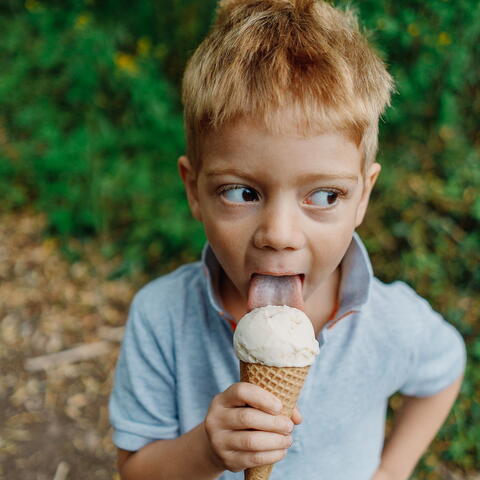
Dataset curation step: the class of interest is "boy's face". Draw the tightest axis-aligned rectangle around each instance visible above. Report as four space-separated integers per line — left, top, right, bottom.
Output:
179 119 380 315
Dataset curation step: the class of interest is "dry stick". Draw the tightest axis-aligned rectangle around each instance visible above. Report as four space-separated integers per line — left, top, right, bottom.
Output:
25 341 113 372
24 327 125 372
53 461 70 480
98 325 125 342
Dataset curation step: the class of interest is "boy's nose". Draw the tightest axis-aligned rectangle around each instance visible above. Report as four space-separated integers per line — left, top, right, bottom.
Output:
253 199 306 251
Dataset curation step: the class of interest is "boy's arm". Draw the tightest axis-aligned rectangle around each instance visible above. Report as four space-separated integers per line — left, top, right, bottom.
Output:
372 374 463 480
117 383 300 480
117 422 224 480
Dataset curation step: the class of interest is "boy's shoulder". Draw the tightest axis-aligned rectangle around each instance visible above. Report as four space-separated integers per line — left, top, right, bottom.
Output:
129 260 205 327
365 276 457 347
365 278 466 397
370 276 437 316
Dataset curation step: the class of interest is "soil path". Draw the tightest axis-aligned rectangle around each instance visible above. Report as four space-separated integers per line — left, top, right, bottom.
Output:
0 211 142 480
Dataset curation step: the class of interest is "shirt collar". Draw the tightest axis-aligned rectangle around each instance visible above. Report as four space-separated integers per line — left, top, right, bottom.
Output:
201 244 232 319
201 231 373 326
325 231 372 328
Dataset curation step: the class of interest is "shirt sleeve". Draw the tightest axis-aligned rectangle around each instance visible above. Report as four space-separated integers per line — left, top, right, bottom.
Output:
108 289 179 451
397 283 467 397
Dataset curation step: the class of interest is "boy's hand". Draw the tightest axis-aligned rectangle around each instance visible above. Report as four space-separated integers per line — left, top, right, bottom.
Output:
204 382 300 473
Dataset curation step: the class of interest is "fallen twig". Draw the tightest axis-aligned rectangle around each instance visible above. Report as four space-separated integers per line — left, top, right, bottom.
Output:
53 461 70 480
98 326 125 342
25 341 113 372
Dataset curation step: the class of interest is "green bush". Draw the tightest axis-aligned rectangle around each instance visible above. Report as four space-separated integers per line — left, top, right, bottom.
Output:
0 0 478 476
0 1 205 274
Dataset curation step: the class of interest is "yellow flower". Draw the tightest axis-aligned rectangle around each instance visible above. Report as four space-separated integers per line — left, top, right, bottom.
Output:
25 0 41 12
407 24 420 37
439 125 454 140
74 13 91 30
438 32 452 46
115 53 139 75
137 37 151 57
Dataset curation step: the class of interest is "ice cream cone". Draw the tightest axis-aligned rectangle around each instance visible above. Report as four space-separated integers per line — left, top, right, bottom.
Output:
240 360 310 480
244 463 273 480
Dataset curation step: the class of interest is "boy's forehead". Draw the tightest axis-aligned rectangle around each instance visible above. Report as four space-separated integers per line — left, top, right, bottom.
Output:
200 118 363 176
205 113 334 145
204 107 361 144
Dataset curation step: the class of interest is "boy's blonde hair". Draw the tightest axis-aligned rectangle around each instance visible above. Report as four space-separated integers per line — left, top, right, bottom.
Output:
182 0 394 172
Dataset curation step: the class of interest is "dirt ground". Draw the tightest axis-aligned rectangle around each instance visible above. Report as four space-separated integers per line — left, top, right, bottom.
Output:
1 210 477 480
0 211 144 480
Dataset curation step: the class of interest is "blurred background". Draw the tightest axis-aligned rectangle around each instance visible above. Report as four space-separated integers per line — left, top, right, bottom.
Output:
0 0 479 479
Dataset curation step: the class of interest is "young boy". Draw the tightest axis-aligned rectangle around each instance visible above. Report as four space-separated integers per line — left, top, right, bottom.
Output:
109 1 467 479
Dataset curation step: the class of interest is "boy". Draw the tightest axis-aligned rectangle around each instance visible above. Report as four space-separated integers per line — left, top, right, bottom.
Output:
109 1 467 479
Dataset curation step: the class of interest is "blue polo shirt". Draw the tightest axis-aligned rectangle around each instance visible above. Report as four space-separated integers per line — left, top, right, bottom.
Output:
109 233 466 480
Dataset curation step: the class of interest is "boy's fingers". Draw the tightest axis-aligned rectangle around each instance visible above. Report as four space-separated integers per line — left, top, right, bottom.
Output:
245 449 288 468
223 383 282 414
226 449 288 471
291 406 302 425
227 430 292 452
229 407 293 434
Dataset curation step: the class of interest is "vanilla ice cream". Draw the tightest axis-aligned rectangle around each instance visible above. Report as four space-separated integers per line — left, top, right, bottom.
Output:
233 305 320 367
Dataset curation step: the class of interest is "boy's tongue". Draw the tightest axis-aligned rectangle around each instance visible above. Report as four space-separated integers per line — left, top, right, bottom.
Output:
247 274 304 311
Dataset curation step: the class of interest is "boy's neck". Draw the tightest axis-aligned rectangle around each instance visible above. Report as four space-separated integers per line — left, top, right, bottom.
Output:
218 266 341 337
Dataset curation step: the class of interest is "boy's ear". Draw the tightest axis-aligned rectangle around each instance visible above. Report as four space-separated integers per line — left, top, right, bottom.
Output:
178 155 202 222
355 162 381 228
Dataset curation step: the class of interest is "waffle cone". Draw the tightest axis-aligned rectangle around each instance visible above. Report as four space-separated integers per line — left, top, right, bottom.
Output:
240 361 310 480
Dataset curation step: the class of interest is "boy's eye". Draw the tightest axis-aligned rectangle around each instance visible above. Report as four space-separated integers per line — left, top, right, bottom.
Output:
220 185 259 203
305 190 339 208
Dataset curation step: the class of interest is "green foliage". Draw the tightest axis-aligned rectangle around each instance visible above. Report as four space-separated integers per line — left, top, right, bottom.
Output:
0 1 205 274
0 0 479 475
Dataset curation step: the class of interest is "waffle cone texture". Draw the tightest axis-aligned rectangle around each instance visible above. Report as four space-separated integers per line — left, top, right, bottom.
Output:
240 361 310 480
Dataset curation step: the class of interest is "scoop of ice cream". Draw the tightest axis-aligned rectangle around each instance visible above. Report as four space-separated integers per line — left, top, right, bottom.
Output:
233 305 320 367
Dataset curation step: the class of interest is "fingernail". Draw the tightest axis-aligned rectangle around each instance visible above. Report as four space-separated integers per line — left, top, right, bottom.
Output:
274 400 282 412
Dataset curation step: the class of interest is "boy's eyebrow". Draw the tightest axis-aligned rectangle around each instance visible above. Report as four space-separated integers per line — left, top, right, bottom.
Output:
205 168 250 178
295 172 359 184
205 168 358 183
